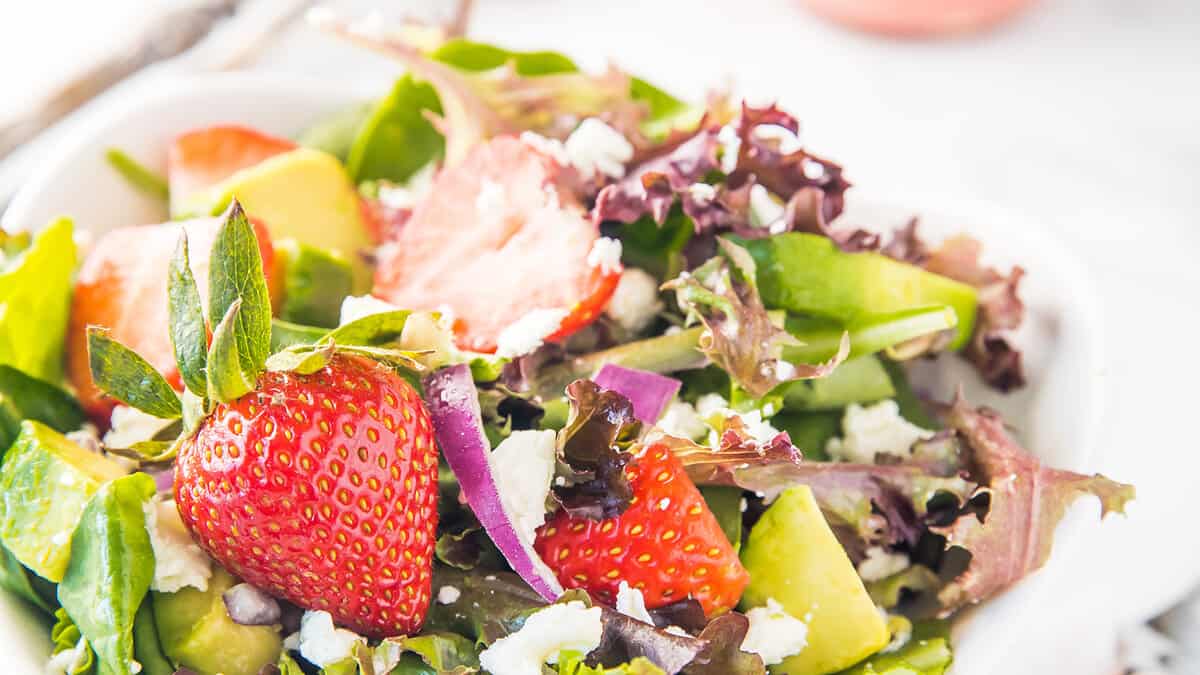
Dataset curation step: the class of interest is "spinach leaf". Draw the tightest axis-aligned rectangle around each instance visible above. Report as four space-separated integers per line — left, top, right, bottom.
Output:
0 365 87 433
345 75 444 184
296 102 375 161
132 599 174 675
58 472 156 675
0 543 53 613
630 77 705 140
430 38 579 74
0 217 76 382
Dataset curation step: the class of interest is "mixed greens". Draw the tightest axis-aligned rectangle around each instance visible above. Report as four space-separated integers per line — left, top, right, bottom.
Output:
0 9 1134 675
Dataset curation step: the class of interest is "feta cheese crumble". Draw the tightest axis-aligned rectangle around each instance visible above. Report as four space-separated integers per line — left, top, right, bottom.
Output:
857 546 911 583
489 430 557 542
695 394 781 445
478 601 603 675
339 294 402 326
519 131 570 167
615 581 655 625
717 124 741 174
45 637 89 675
586 237 623 275
104 405 174 449
298 610 365 667
825 400 935 464
605 268 663 333
657 400 707 441
752 124 804 154
437 585 462 605
144 497 212 592
495 309 569 357
741 598 809 666
564 118 634 180
749 184 785 229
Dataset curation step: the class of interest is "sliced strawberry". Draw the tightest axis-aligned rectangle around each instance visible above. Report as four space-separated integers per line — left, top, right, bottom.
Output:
534 442 749 616
175 355 439 637
372 136 621 353
67 218 275 422
167 125 296 208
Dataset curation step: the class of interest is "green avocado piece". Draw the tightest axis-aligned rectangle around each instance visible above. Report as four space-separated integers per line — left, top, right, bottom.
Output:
742 234 978 350
0 421 126 581
741 486 889 675
153 567 282 675
176 148 372 287
782 355 895 412
275 238 355 328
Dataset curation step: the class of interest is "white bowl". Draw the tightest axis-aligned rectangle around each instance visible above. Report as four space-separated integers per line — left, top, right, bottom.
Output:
1 73 1103 674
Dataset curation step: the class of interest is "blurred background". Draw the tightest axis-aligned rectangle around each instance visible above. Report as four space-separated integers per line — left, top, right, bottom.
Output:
0 1 1197 672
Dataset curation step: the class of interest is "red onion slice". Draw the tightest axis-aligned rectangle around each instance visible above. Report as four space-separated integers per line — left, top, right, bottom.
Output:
423 364 563 601
593 364 681 424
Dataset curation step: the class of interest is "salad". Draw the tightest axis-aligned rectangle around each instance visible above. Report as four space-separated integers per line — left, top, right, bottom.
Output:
0 9 1133 675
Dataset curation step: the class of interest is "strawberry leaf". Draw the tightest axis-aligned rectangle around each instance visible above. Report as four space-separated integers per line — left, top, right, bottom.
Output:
207 200 272 383
206 300 256 403
168 233 208 397
86 327 182 419
325 309 413 347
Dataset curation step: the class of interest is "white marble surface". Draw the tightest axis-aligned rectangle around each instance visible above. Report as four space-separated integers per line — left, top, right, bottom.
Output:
2 0 1198 672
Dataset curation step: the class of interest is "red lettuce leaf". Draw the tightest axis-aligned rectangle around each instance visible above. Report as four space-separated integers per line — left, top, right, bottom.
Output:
593 364 682 424
680 612 765 675
663 239 849 398
923 235 1027 391
932 394 1135 612
553 380 642 520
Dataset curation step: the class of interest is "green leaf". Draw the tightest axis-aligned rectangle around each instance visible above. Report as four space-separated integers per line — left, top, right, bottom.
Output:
207 200 272 381
0 217 76 382
206 299 256 403
386 632 481 673
836 620 953 675
104 149 168 203
270 318 329 351
424 567 547 645
295 102 375 161
50 607 97 674
167 233 208 397
557 650 665 675
780 355 895 412
431 38 579 75
57 472 157 675
783 306 958 364
131 599 174 675
0 364 86 433
346 74 445 184
629 77 704 140
87 328 182 419
0 544 53 612
699 486 743 554
264 342 335 375
276 239 354 328
325 309 412 346
276 652 306 675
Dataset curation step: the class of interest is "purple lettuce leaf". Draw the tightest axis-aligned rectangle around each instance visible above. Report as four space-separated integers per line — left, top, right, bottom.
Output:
680 612 765 675
931 394 1135 612
663 239 849 398
923 235 1027 391
552 380 642 520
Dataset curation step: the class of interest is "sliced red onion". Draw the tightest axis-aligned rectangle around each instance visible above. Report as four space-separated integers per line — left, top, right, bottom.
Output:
423 365 563 601
149 467 175 494
222 582 282 626
593 364 681 424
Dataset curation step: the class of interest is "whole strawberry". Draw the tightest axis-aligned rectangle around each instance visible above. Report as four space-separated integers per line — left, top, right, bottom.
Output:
175 355 438 637
534 441 749 616
85 200 442 638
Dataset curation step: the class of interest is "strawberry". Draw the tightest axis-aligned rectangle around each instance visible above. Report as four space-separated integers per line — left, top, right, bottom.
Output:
174 355 439 637
534 441 749 616
167 125 296 211
372 136 621 353
67 218 275 422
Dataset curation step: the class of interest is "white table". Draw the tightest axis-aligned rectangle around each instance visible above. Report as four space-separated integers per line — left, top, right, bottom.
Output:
2 0 1198 671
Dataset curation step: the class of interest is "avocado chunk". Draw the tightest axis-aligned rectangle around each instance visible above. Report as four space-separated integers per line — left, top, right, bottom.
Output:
782 355 895 412
0 421 126 581
275 238 355 328
153 567 282 675
743 234 978 350
177 148 372 286
741 486 889 674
